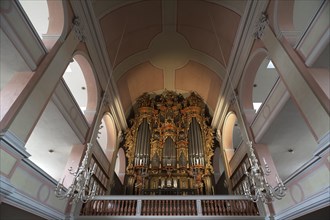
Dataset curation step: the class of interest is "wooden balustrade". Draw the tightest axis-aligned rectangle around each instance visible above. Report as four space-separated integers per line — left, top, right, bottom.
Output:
80 200 136 216
201 199 258 216
80 195 260 217
140 199 197 216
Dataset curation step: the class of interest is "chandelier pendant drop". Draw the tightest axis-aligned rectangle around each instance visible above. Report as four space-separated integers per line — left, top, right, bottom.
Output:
242 141 286 203
54 143 97 203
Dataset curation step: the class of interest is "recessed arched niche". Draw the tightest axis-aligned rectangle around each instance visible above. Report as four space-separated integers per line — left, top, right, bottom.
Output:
97 113 117 162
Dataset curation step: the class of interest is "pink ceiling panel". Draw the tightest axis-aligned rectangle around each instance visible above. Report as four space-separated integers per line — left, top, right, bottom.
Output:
117 62 164 114
177 0 240 66
175 60 222 112
100 1 162 67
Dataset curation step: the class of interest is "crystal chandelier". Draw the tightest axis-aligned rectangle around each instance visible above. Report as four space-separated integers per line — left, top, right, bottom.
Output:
209 11 286 204
54 85 109 203
54 143 97 203
242 141 286 203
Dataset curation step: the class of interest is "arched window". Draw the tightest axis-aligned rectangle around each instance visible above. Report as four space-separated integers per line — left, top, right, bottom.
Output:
62 54 97 125
222 112 237 162
18 0 66 50
239 48 280 124
63 59 87 112
97 113 117 162
252 59 279 113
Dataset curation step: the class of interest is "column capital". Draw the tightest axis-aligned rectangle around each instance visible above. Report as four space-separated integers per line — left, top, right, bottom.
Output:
73 17 86 42
254 12 269 40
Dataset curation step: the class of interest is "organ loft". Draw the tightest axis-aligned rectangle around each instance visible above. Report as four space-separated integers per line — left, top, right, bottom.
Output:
124 91 215 195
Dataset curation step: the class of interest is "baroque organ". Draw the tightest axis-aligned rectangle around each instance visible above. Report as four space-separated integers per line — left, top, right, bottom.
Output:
124 91 214 195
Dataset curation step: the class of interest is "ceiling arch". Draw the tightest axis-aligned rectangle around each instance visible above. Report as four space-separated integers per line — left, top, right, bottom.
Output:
94 0 245 118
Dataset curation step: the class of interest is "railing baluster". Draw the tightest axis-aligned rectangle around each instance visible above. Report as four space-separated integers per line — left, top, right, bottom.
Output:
156 199 158 215
208 200 212 215
179 200 182 216
213 200 218 215
146 199 149 215
221 200 226 215
183 200 186 215
160 200 165 215
141 200 145 215
170 200 173 215
188 200 191 215
124 200 127 215
165 200 168 215
117 200 121 215
192 200 196 215
127 200 131 215
173 200 177 215
211 200 214 215
119 200 123 215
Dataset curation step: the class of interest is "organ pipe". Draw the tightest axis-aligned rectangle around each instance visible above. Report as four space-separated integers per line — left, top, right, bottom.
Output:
124 91 214 195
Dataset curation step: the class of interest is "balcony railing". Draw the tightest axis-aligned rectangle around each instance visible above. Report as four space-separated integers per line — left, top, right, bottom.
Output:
79 195 262 219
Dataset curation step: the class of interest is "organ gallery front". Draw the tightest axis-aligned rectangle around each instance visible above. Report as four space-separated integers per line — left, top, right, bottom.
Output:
124 91 215 195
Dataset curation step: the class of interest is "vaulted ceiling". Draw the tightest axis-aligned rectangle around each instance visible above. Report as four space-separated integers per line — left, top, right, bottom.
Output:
92 0 247 116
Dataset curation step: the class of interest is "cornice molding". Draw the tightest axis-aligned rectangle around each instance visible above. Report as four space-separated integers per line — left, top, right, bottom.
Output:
0 176 15 199
275 186 330 220
21 158 58 185
0 130 30 158
1 184 66 220
314 131 330 157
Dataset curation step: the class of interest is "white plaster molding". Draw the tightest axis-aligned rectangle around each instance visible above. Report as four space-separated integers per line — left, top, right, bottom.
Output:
0 176 15 199
0 160 67 219
284 155 320 184
0 14 37 70
295 0 329 56
2 186 66 220
0 1 47 70
275 186 330 220
304 28 330 67
272 0 281 39
0 130 30 158
314 130 330 157
109 80 128 130
73 17 86 42
254 12 269 40
22 158 57 185
59 0 69 43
